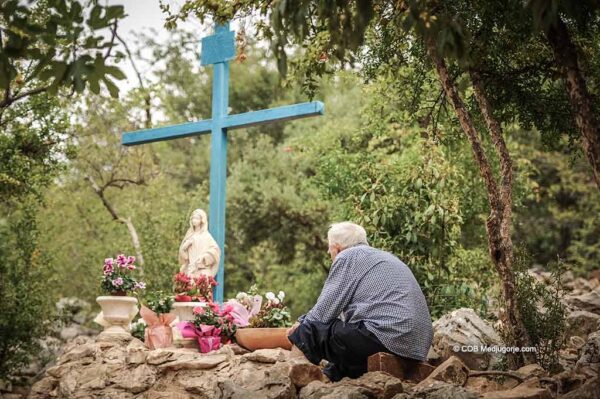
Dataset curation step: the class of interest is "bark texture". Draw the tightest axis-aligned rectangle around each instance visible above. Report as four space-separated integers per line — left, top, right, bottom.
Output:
546 17 600 189
86 175 145 276
427 41 534 367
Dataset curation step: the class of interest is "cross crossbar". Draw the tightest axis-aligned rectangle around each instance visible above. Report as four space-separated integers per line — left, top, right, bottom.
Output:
122 101 324 146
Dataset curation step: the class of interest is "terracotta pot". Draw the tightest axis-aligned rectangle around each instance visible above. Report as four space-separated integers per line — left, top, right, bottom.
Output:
175 294 193 302
235 327 292 351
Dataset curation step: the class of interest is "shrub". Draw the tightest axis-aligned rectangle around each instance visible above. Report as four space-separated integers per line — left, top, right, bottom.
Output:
513 254 567 371
0 201 55 380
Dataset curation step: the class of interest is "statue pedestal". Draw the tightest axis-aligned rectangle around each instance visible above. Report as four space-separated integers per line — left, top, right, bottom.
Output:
172 301 206 349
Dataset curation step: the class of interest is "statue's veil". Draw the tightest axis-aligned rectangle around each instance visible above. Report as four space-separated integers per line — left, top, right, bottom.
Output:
178 209 208 265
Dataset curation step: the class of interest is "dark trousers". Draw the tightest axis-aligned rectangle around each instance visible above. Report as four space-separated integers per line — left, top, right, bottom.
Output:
288 319 390 381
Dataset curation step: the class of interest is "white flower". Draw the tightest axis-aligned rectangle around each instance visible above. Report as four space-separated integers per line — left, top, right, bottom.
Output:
277 291 285 301
236 292 248 300
265 292 276 302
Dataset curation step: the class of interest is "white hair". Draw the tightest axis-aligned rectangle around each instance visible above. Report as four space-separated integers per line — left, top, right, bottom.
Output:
328 222 368 249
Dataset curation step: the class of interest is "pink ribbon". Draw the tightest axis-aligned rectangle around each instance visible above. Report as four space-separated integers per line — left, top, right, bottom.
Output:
140 305 176 349
176 321 222 353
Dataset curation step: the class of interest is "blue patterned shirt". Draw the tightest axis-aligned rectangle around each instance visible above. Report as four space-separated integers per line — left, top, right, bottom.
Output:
303 244 433 361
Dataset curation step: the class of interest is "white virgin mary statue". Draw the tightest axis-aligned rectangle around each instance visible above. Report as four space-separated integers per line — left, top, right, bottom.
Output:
178 209 221 278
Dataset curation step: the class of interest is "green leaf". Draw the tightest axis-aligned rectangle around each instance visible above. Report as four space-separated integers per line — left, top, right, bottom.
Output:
102 77 119 97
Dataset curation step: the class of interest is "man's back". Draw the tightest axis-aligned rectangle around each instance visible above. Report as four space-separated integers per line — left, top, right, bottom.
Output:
306 244 433 361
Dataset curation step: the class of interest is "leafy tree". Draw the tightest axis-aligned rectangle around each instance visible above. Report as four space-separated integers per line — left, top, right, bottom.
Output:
0 0 126 115
165 0 539 365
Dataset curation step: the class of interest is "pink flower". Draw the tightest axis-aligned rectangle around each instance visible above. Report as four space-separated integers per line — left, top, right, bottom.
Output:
116 254 127 267
193 306 205 315
103 264 114 275
127 263 136 270
104 258 114 266
127 255 135 264
222 304 234 314
134 281 146 289
112 278 124 287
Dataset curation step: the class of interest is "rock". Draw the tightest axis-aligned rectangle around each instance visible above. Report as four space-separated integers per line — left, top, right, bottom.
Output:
551 370 587 394
111 364 156 393
300 381 370 399
568 335 587 351
427 346 442 366
575 331 600 377
157 354 228 371
516 364 547 378
300 372 402 399
432 308 504 370
177 371 221 396
566 310 600 337
56 342 97 365
28 377 58 398
288 360 327 388
400 380 478 399
126 339 148 364
415 356 469 389
59 325 87 341
560 377 600 399
95 330 133 345
242 348 290 364
146 348 177 365
102 345 126 364
481 385 552 399
566 290 600 314
465 376 502 393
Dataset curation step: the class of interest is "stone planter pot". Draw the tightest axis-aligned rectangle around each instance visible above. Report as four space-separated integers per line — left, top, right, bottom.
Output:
235 328 292 351
171 301 206 349
96 296 138 335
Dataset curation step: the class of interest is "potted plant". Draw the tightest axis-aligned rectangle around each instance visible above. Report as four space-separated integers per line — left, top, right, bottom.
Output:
173 272 217 302
140 291 176 349
231 287 293 351
176 302 237 353
96 254 145 335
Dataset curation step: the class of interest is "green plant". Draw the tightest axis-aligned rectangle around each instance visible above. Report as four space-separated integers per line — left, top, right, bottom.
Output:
249 291 292 328
130 319 146 342
513 253 567 371
144 291 174 314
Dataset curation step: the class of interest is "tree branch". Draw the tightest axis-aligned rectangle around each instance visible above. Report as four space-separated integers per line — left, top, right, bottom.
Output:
0 86 49 110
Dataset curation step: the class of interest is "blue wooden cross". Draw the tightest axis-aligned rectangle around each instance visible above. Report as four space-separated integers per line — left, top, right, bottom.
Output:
122 23 324 303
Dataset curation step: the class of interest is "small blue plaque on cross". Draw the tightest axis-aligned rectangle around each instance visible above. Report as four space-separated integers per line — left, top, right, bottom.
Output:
122 22 324 303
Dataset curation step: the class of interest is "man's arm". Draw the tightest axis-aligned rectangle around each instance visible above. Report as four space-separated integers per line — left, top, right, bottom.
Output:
304 253 356 324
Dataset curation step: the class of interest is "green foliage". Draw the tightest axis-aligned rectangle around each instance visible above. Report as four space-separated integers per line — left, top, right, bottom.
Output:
513 253 567 371
144 291 174 315
130 320 146 342
0 197 55 380
513 136 600 275
0 0 126 96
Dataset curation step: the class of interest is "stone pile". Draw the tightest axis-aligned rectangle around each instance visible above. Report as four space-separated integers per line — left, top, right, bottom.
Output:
7 269 600 398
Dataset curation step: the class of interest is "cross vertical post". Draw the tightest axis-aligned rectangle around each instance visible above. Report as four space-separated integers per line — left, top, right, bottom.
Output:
208 24 230 303
122 21 324 304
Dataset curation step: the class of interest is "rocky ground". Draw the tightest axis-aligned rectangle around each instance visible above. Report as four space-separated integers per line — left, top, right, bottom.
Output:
1 269 598 399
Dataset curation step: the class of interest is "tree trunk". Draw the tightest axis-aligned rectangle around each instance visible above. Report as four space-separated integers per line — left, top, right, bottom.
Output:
86 176 145 277
545 16 600 190
427 42 533 367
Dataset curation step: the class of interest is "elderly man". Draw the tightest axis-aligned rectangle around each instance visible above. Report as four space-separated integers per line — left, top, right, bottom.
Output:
287 222 433 382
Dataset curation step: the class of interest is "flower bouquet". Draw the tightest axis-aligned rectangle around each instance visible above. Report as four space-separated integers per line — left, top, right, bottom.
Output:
140 291 176 349
101 254 146 295
230 286 293 350
176 302 238 353
173 272 217 302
